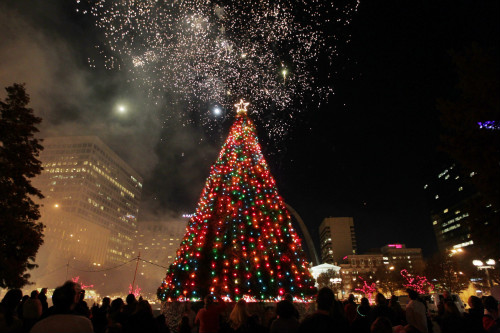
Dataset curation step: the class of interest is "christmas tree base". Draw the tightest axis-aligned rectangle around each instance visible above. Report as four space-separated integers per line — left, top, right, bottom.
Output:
159 294 315 303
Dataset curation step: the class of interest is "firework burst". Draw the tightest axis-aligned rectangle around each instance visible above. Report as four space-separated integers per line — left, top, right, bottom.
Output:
77 0 359 138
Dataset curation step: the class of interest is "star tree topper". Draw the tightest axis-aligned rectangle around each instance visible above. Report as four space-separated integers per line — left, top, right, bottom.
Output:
234 99 250 115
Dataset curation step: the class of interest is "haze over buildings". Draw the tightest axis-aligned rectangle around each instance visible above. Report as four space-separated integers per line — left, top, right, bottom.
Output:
135 219 187 294
32 136 143 288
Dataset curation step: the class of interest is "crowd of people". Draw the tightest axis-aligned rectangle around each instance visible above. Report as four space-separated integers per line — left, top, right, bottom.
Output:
1 281 499 333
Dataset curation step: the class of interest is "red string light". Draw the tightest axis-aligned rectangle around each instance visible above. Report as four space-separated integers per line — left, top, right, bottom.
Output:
400 269 434 294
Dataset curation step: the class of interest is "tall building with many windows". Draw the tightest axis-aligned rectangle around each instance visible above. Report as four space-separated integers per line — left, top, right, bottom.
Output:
32 136 143 284
319 217 357 265
424 163 477 252
134 219 187 296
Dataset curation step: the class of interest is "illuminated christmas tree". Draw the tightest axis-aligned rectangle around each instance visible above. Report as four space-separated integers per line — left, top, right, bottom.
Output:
158 100 316 302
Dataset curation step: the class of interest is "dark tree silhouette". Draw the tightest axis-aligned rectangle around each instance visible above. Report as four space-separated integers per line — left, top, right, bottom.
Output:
374 267 405 295
425 253 469 294
0 83 45 288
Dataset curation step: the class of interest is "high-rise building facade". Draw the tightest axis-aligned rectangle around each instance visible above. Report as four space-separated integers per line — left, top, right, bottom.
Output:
424 163 477 252
32 136 143 281
134 219 187 295
319 217 357 265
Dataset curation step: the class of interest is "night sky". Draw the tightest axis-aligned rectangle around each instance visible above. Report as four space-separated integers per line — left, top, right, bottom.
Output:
1 0 498 259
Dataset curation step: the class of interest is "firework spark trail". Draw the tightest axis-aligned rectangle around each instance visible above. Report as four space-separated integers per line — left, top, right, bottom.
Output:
77 0 359 138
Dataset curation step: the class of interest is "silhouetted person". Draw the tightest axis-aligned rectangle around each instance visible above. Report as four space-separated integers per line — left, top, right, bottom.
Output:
248 314 265 332
284 293 300 320
439 300 465 333
181 301 196 333
370 293 395 326
38 288 48 316
195 295 226 333
464 296 485 333
437 290 452 317
179 315 191 333
73 289 91 318
483 296 500 333
108 298 125 333
124 300 160 333
91 297 111 333
17 295 29 320
228 299 249 333
0 289 23 333
371 316 392 333
298 287 349 333
155 313 170 333
389 295 405 326
22 290 42 331
405 289 427 333
351 297 371 333
30 281 93 333
345 294 357 324
123 294 137 315
270 300 299 333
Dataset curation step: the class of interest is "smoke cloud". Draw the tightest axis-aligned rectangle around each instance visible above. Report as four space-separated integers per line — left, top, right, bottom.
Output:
0 2 219 220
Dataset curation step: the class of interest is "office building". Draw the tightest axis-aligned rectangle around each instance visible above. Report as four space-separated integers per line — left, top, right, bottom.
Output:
339 253 384 292
319 217 357 265
424 163 477 253
381 244 424 273
339 244 424 292
32 136 143 283
135 219 187 294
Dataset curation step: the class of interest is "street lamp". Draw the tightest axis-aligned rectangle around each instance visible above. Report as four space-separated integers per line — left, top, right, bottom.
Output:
473 259 496 288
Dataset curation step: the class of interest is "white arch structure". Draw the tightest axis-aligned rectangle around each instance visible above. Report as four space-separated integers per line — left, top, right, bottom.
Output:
285 203 320 266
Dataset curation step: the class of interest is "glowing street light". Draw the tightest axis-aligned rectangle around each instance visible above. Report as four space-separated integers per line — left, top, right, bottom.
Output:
473 260 484 267
486 259 496 266
473 259 496 288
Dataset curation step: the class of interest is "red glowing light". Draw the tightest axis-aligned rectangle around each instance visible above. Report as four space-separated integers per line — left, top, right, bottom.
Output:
400 269 434 294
